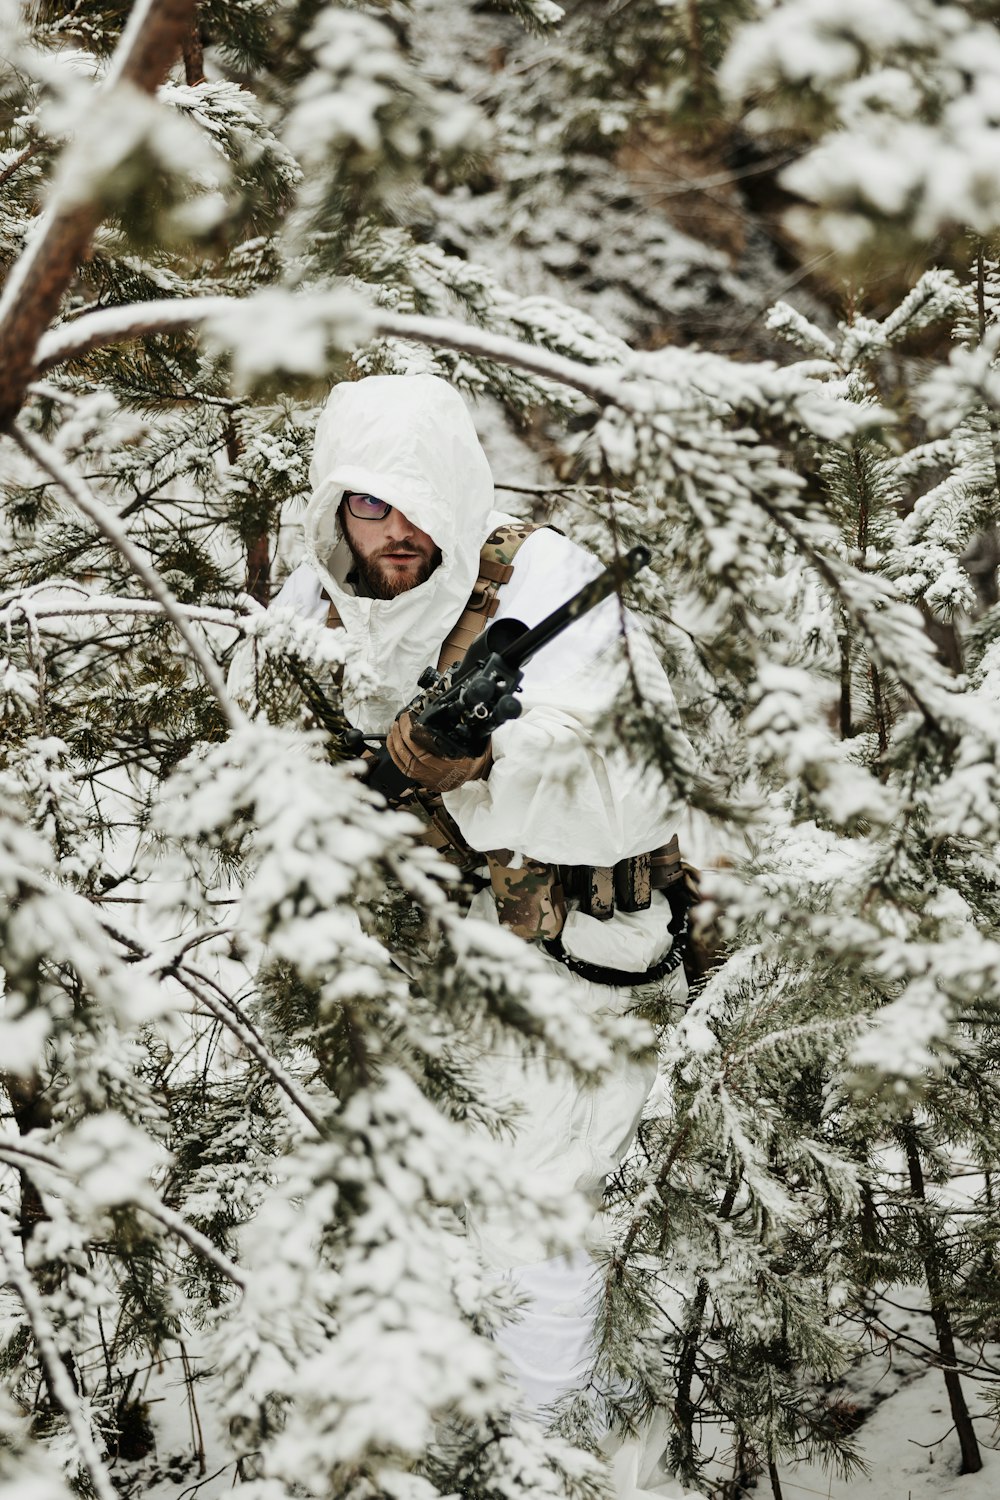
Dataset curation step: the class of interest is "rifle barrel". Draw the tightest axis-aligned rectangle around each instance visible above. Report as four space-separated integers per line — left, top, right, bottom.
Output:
499 544 650 671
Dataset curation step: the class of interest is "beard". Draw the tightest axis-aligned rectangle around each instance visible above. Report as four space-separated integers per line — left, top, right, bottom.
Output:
346 539 441 600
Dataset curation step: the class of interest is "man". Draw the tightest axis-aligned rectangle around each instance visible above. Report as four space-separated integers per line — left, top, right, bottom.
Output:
270 372 687 1429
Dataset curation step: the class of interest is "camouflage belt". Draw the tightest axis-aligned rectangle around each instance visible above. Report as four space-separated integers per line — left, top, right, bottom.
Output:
483 833 690 949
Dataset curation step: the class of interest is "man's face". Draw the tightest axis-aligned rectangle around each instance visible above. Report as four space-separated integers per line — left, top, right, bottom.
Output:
339 495 441 600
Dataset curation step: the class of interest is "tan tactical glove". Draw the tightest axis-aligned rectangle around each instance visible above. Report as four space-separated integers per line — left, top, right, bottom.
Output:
384 711 491 793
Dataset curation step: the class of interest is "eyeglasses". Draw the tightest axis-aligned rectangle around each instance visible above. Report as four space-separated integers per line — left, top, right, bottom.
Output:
344 491 392 521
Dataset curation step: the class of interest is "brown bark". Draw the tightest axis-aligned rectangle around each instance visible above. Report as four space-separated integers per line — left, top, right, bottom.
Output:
182 5 205 86
839 626 851 739
685 1 706 116
0 0 197 430
903 1130 983 1475
225 419 271 605
4 1072 51 1246
671 1171 740 1480
245 533 271 606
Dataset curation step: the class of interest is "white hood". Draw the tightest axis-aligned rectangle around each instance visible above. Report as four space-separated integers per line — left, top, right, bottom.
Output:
304 374 497 731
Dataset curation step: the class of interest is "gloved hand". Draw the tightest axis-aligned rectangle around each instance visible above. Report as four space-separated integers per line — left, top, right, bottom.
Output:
384 710 491 793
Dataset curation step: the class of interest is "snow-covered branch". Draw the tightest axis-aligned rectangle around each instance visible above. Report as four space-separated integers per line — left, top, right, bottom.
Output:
137 1198 247 1289
34 297 235 374
95 910 327 1137
0 1139 247 1289
31 292 625 406
0 591 249 631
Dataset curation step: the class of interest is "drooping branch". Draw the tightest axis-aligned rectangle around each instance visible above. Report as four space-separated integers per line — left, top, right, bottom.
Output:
11 425 245 732
0 0 197 428
0 591 248 630
176 961 328 1138
99 916 326 1137
0 1139 246 1289
137 1198 247 1289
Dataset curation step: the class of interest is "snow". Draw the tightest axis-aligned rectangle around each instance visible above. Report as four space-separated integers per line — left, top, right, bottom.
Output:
775 1330 1000 1500
723 0 1000 247
57 1113 167 1213
204 288 375 388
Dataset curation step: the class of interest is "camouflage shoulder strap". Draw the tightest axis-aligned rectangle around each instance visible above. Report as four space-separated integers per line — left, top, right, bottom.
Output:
436 520 539 671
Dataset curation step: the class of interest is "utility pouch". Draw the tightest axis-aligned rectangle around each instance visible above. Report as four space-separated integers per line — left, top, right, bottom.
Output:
561 841 672 920
615 851 652 912
486 850 566 941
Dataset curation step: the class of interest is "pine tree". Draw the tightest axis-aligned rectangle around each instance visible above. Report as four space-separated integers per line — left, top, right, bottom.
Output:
5 3 1000 1498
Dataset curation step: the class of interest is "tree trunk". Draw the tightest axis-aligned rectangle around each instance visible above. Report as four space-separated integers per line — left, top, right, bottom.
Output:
245 533 271 606
182 5 205 85
903 1130 982 1474
225 420 271 605
0 0 197 429
4 1072 50 1246
670 1171 740 1481
3 1073 81 1403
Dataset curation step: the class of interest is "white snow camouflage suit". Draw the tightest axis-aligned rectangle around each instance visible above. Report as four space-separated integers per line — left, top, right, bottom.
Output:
270 373 687 1428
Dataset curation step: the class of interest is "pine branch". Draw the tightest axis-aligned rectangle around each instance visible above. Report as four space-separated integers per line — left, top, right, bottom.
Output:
32 295 626 406
0 592 248 631
373 310 622 404
99 917 326 1137
0 1207 118 1500
0 1139 246 1288
176 962 328 1138
0 0 198 427
0 140 45 191
11 425 245 731
137 1199 246 1289
35 298 234 374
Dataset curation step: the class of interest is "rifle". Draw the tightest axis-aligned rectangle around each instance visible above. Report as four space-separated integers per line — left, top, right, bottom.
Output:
351 544 651 799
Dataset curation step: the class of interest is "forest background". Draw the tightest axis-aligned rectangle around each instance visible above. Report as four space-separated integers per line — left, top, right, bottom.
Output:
3 3 1000 1500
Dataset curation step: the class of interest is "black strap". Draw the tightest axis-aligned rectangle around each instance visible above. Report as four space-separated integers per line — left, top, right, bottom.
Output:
542 906 689 987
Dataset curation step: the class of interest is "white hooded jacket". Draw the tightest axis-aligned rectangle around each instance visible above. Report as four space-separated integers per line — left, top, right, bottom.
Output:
272 374 686 960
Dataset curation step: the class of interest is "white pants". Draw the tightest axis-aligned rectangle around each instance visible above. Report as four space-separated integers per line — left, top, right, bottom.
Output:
463 928 658 1418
